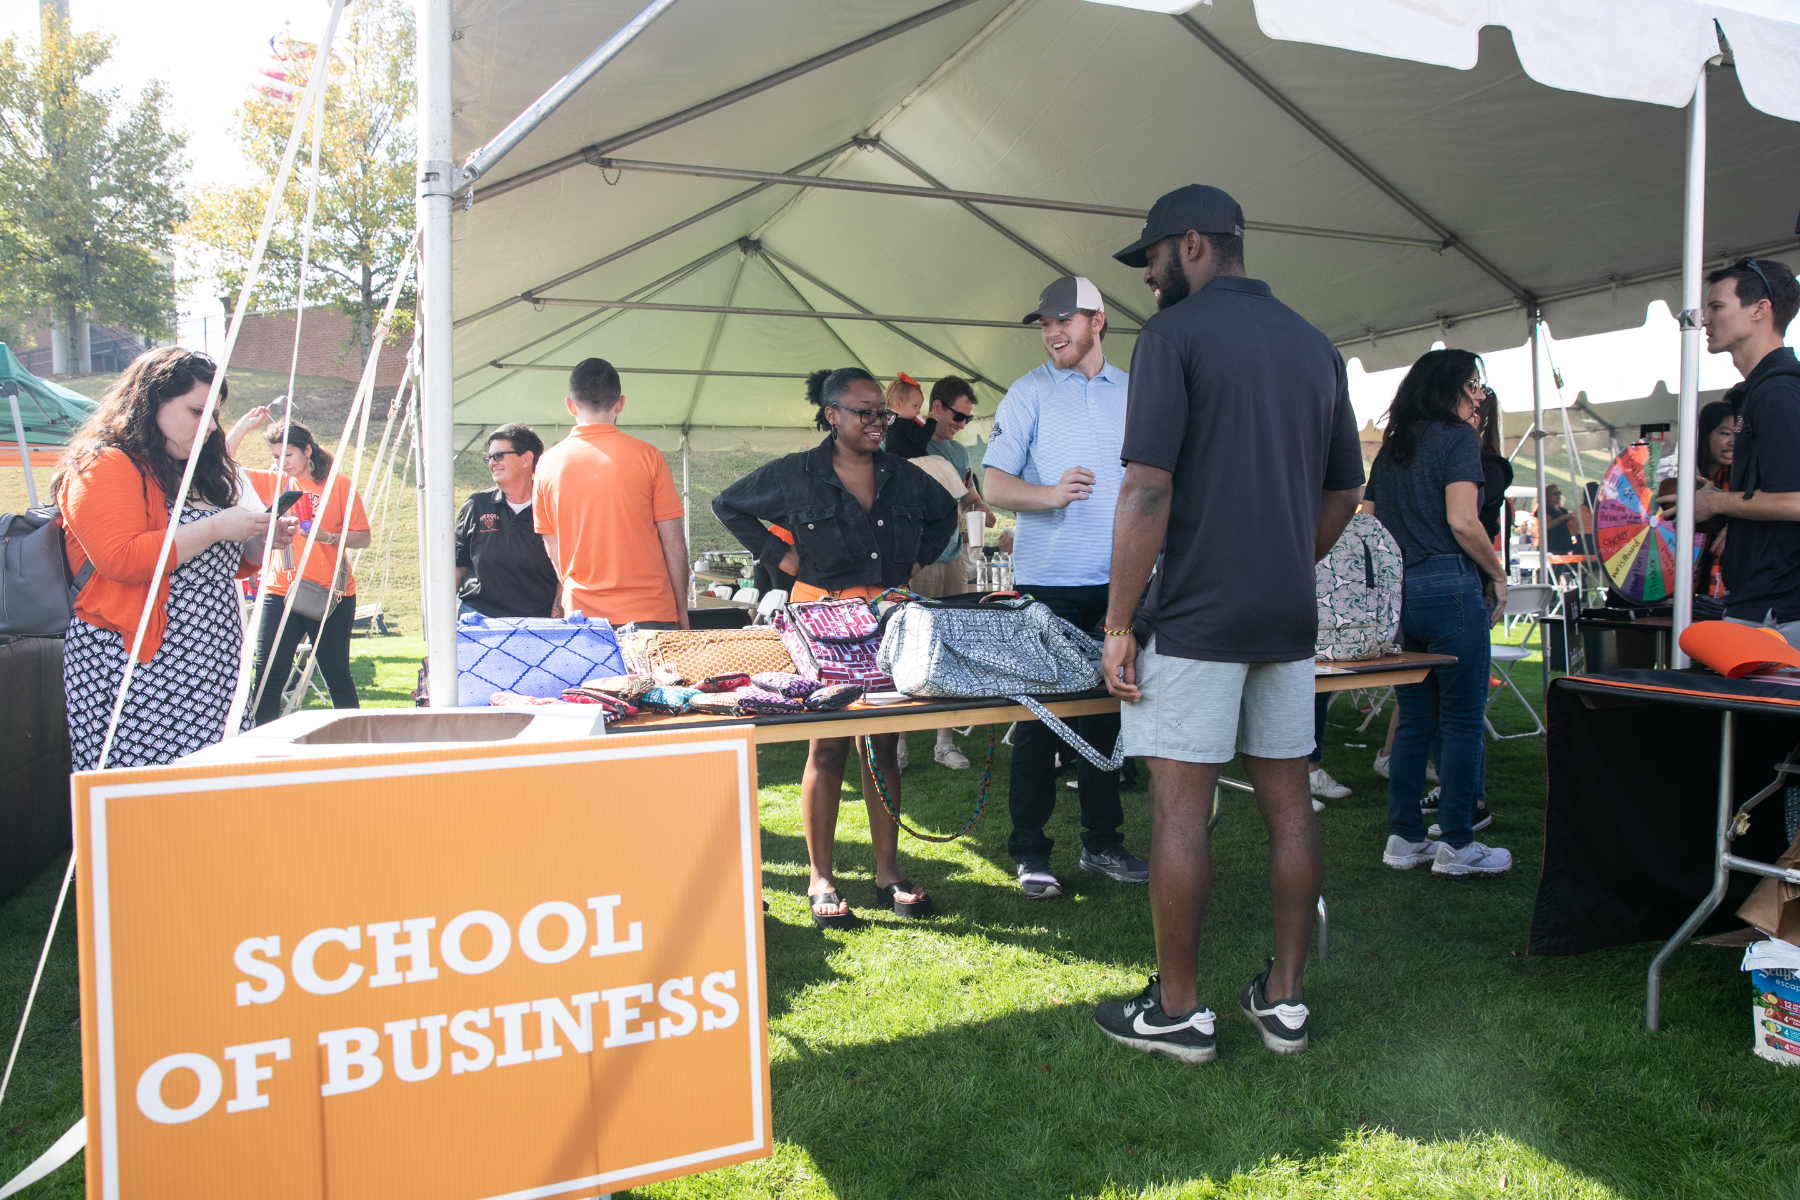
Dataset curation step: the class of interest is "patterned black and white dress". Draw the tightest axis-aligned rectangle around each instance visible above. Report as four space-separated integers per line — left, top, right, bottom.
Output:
65 506 250 771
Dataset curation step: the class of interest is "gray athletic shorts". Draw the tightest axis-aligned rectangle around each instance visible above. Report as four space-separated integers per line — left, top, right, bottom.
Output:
1118 636 1315 764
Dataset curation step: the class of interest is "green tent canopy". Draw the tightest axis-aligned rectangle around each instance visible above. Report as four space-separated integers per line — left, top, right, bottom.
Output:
0 342 96 449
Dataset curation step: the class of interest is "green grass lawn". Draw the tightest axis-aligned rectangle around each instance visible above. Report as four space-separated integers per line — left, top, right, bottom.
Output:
4 635 1798 1198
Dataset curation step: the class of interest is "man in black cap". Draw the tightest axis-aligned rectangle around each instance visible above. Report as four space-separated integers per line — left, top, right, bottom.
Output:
1091 185 1364 1064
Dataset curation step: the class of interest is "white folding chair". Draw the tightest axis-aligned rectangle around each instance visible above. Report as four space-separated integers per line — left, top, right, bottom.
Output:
752 589 788 625
1487 583 1556 740
731 587 760 605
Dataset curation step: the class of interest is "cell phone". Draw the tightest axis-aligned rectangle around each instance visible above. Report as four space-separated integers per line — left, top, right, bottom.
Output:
274 491 304 570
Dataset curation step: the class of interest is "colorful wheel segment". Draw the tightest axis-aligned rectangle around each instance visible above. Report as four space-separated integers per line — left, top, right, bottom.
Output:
1593 437 1699 604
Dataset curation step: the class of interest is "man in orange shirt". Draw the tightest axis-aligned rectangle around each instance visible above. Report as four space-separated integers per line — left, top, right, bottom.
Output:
534 358 690 628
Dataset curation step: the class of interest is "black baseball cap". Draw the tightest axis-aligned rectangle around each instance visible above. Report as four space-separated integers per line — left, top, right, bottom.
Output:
1113 184 1245 268
1022 275 1104 324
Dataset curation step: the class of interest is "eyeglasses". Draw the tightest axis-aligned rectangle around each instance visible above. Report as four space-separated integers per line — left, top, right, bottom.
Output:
943 407 974 426
484 449 522 464
826 402 898 427
1735 257 1775 303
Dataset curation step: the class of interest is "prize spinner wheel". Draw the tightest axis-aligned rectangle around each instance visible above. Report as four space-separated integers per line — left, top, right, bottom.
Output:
1593 431 1701 603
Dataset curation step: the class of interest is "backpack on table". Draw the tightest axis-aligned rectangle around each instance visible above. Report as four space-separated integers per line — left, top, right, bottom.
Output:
1316 512 1402 661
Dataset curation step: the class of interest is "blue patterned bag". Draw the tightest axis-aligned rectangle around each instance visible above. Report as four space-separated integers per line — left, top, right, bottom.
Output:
455 613 626 707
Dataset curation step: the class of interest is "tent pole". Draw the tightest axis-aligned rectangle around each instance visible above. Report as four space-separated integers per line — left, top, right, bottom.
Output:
1671 63 1711 668
457 0 679 188
8 390 36 507
1531 315 1548 695
681 434 690 555
418 0 458 707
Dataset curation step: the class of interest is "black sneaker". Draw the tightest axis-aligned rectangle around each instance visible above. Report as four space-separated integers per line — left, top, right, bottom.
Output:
1240 958 1310 1055
1079 844 1149 883
1420 786 1440 815
1094 975 1217 1064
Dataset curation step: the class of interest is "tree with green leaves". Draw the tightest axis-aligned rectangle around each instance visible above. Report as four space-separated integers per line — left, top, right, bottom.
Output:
0 16 187 358
181 0 415 364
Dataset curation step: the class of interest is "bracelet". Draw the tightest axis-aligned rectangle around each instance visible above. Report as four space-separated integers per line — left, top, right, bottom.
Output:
1101 627 1133 638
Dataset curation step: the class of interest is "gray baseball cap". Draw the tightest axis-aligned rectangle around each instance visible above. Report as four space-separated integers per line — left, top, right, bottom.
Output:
1022 275 1104 324
1113 184 1245 268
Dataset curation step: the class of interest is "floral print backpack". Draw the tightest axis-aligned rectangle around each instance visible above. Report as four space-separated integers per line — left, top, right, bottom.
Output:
1315 513 1403 661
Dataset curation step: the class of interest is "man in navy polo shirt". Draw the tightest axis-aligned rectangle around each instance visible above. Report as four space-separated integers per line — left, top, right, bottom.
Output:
985 276 1147 899
1092 186 1364 1064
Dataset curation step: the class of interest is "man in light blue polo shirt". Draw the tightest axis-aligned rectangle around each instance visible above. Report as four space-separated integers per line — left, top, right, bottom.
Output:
984 276 1147 899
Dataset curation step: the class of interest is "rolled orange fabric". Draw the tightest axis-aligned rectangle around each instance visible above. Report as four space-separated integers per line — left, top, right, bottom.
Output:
1678 621 1800 677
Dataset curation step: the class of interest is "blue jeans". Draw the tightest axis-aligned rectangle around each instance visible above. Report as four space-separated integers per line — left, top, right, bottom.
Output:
1389 556 1491 847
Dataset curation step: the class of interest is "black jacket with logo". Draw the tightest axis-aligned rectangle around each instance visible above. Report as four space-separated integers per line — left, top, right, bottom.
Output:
454 488 559 618
712 434 959 590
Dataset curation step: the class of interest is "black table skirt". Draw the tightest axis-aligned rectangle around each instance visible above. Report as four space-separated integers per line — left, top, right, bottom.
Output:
1529 670 1800 956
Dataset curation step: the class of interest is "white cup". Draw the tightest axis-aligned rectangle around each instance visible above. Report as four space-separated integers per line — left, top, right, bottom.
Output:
966 511 984 550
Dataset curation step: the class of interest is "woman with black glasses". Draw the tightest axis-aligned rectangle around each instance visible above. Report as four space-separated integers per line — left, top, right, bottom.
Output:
714 368 960 928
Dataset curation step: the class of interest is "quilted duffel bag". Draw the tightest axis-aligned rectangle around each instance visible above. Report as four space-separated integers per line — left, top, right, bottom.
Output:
773 596 893 689
875 595 1122 770
455 612 627 707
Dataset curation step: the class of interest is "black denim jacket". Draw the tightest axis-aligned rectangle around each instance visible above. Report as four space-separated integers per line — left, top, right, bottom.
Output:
712 435 960 590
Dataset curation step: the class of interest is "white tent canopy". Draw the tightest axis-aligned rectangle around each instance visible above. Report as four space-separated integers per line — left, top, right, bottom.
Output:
443 0 1800 435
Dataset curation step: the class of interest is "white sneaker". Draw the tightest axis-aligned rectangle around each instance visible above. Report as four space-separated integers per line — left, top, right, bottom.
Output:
896 736 910 771
1382 835 1435 869
1311 798 1325 812
1428 803 1492 839
934 741 970 770
1431 840 1513 877
1373 753 1437 784
1309 768 1351 799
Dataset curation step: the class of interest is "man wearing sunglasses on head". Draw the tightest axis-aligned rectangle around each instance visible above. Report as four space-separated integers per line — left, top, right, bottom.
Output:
1660 256 1800 647
455 422 559 618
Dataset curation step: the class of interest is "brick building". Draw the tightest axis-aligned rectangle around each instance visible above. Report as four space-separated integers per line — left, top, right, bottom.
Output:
214 307 408 387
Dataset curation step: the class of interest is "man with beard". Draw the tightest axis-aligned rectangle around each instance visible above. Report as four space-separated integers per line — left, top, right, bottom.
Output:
1091 185 1364 1063
983 276 1146 898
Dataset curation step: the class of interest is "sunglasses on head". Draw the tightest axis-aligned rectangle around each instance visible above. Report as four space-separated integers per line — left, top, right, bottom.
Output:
1736 257 1775 303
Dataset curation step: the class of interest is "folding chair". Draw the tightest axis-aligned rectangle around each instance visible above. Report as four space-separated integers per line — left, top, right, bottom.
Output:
731 587 760 605
1487 584 1556 740
751 589 788 625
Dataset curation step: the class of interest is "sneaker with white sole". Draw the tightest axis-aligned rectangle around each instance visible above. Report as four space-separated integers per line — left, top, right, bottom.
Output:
1079 845 1149 883
1431 839 1513 877
1094 975 1218 1064
1420 786 1439 814
1309 768 1351 799
1427 801 1491 839
1311 797 1326 813
1240 958 1309 1054
1382 834 1436 869
933 741 970 770
1373 753 1437 784
1017 861 1062 899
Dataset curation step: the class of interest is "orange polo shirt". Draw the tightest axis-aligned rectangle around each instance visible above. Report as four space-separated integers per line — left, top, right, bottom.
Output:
533 423 685 624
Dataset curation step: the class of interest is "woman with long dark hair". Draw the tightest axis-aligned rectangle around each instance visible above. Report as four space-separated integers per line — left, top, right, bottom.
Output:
1694 399 1737 599
243 420 372 724
55 349 289 769
714 368 960 927
1363 349 1513 877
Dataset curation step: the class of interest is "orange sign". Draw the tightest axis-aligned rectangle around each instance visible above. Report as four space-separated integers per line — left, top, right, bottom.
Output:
71 727 769 1200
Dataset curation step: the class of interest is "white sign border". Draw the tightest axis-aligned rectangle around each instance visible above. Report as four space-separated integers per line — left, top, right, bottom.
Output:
84 737 762 1200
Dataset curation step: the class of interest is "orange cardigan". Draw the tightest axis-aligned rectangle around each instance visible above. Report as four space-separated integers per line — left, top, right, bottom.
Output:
58 448 253 663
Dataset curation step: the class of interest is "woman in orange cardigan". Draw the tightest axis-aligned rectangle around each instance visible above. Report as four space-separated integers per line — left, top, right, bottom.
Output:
55 349 291 770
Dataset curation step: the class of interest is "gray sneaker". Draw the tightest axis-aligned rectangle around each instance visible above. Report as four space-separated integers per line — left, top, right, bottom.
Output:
1382 834 1435 870
1017 861 1062 899
1079 845 1149 884
1431 840 1513 877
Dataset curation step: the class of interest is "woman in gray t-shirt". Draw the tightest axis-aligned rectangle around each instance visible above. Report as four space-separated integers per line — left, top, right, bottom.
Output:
1362 349 1512 878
